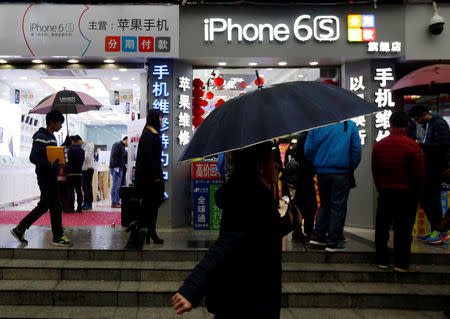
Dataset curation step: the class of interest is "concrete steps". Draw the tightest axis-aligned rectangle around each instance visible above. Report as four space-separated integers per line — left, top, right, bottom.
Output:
0 306 447 319
0 280 449 309
1 259 450 284
1 248 449 317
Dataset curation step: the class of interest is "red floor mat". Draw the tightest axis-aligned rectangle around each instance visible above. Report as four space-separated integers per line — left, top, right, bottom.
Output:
0 211 121 226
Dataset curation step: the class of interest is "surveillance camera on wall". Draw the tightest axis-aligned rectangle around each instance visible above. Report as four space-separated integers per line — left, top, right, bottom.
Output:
429 1 445 35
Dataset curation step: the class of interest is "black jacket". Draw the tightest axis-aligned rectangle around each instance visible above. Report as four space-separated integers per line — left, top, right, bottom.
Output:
29 127 58 184
109 140 127 169
177 176 293 318
420 114 450 178
134 128 163 188
66 145 85 175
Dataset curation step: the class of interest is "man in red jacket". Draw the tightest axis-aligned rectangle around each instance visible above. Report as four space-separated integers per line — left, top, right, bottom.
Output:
372 111 425 272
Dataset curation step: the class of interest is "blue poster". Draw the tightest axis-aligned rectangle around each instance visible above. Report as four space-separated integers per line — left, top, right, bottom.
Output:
193 179 211 230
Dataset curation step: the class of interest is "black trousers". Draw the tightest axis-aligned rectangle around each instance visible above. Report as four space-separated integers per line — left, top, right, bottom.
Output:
18 179 63 241
293 174 317 237
67 175 83 210
82 168 94 206
420 174 443 231
375 189 418 268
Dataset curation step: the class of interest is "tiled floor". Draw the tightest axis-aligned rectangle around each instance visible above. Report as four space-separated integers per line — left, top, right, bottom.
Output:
0 198 449 253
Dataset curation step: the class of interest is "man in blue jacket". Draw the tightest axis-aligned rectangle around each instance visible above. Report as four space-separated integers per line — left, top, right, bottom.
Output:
409 104 450 244
10 111 73 247
109 136 128 208
305 120 361 252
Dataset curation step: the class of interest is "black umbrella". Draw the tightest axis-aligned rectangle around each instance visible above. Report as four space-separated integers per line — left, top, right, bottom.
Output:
29 89 103 134
179 81 378 163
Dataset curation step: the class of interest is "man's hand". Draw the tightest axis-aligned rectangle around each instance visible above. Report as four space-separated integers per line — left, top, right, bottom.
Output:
172 293 192 315
114 167 120 172
51 158 60 168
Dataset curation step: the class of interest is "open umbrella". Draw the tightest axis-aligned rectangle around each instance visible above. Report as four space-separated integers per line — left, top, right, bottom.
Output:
29 89 103 133
391 64 450 111
179 81 379 163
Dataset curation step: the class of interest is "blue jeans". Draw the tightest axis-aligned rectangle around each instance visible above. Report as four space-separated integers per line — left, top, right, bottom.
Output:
312 173 350 246
110 168 123 204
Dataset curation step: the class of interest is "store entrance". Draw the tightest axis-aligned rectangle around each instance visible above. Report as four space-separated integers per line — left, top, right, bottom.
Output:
0 67 146 227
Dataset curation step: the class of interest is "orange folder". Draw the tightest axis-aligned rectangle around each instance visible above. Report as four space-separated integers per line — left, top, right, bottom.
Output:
46 146 66 165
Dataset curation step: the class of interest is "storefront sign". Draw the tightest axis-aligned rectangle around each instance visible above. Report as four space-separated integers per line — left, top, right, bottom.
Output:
0 4 179 57
181 6 405 59
373 67 395 141
349 75 367 145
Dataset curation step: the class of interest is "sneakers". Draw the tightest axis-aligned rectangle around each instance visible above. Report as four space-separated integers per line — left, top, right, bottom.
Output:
111 203 121 208
308 238 326 246
10 227 28 244
82 204 92 211
425 231 449 244
76 207 83 213
325 243 347 252
416 232 432 241
52 236 73 247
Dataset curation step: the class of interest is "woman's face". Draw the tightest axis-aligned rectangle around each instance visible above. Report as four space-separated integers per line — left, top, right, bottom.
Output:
258 150 280 186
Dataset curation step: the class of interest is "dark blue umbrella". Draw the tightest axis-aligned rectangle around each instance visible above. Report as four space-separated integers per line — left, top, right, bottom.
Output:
179 81 378 163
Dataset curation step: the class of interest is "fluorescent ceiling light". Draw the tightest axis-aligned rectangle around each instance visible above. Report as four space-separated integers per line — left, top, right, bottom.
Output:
0 59 7 63
32 59 43 64
104 59 115 63
309 61 319 66
218 62 227 66
41 78 110 97
20 76 27 80
68 59 79 63
116 83 121 87
249 62 258 66
266 68 273 71
298 74 304 78
119 68 127 72
278 61 288 66
112 77 120 81
130 77 136 81
1 76 7 80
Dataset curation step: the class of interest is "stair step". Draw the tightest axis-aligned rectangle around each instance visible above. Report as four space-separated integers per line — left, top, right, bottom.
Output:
1 259 449 283
1 248 449 265
0 306 446 319
0 280 448 309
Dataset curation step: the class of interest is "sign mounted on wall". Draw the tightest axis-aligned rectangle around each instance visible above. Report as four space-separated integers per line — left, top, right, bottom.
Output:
0 4 179 57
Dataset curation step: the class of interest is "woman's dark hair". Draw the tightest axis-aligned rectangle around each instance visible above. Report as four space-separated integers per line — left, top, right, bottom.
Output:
146 109 164 133
232 141 275 179
389 111 409 128
46 110 65 126
408 104 429 118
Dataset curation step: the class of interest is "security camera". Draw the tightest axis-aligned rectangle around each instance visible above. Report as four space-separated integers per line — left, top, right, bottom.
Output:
429 1 445 35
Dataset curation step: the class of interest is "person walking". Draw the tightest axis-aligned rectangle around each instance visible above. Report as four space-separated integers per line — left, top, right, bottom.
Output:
172 142 295 318
292 132 317 242
408 104 450 244
10 111 73 247
134 109 165 244
305 120 362 252
81 139 95 210
66 135 85 213
109 136 128 208
372 111 425 272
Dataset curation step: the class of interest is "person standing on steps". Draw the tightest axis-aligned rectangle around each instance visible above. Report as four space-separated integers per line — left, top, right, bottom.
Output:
408 104 450 244
134 109 165 244
81 138 95 210
10 111 73 247
109 136 128 208
372 111 424 272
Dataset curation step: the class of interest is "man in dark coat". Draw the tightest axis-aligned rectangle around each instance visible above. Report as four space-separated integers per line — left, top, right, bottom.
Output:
66 135 85 213
172 142 294 319
409 104 450 244
10 111 73 247
372 111 425 272
109 136 128 208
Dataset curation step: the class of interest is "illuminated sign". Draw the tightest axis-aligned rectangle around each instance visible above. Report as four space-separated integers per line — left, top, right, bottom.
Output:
349 75 367 145
177 76 192 146
347 14 375 42
373 67 395 142
204 15 340 43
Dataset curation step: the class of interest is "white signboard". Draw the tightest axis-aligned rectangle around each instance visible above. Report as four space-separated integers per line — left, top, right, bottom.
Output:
0 4 179 57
